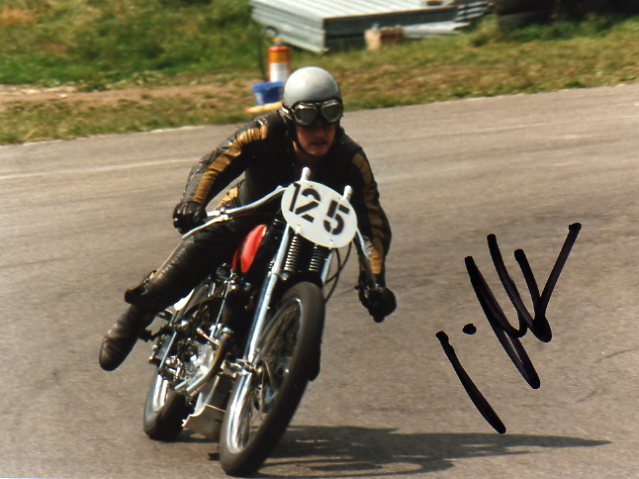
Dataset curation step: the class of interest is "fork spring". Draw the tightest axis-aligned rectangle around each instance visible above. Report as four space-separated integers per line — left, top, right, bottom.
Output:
283 234 302 273
308 245 328 273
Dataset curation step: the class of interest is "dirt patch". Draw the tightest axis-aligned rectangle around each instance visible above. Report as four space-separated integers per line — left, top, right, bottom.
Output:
0 80 256 112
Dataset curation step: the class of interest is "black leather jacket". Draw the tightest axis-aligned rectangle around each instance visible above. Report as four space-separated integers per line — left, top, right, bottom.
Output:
179 110 392 279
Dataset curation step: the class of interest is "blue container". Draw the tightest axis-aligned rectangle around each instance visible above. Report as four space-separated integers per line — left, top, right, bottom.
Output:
251 81 284 105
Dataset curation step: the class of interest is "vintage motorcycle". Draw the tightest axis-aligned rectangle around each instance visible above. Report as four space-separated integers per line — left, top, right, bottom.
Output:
140 168 380 476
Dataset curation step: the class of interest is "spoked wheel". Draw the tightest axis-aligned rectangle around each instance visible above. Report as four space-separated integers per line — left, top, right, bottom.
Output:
143 282 214 440
143 370 191 441
219 281 325 476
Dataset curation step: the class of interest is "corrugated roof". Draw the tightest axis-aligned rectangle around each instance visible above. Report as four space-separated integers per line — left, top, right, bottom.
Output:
253 0 451 19
251 0 465 53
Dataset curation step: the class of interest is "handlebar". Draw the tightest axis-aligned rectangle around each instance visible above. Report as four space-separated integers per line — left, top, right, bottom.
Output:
184 167 318 239
182 166 377 290
182 185 287 239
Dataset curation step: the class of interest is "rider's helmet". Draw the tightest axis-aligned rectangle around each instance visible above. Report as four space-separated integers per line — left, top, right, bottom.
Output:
280 66 344 129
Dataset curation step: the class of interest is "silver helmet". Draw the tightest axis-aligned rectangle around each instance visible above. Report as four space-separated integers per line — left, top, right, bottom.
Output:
283 66 341 107
281 67 343 126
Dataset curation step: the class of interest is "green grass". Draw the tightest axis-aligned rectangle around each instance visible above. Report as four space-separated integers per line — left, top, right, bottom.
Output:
0 0 259 86
1 0 639 143
0 94 250 144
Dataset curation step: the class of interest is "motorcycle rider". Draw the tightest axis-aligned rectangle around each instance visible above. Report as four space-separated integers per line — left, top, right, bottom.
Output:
99 66 396 372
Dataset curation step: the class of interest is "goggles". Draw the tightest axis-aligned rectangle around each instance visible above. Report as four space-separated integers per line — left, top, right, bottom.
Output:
290 99 343 126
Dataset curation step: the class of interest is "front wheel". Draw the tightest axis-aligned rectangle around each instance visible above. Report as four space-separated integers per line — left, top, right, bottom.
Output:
143 370 191 441
219 281 325 476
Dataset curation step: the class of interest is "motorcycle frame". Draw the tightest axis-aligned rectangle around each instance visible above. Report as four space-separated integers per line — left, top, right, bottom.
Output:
161 167 375 392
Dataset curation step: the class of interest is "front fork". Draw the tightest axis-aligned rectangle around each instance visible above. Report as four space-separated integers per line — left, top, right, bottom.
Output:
243 182 358 369
244 224 292 365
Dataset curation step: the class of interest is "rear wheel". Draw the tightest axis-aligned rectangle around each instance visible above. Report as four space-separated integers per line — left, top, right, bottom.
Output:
219 281 325 476
143 370 191 441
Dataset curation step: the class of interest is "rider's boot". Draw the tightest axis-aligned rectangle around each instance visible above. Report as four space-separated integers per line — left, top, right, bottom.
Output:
99 305 155 371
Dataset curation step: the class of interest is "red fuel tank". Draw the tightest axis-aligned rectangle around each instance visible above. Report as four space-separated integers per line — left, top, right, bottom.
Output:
232 225 267 274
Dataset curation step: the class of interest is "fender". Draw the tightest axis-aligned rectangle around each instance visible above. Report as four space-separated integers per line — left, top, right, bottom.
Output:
271 272 324 304
282 271 323 288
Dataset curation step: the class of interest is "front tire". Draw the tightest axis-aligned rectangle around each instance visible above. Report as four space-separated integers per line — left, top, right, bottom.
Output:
219 281 325 476
143 370 191 441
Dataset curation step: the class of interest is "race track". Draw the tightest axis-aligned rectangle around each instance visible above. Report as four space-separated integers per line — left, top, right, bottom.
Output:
1 83 638 478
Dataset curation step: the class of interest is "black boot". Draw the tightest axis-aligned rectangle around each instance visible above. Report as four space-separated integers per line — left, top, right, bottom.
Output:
99 305 154 371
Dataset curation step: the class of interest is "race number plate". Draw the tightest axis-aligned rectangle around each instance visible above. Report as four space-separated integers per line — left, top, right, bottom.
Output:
281 180 357 248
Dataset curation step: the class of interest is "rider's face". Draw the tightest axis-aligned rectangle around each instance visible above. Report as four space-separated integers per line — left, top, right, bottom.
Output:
294 122 337 159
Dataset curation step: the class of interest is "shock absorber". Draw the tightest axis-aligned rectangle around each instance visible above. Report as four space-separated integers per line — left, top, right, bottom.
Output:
283 234 302 273
308 245 328 274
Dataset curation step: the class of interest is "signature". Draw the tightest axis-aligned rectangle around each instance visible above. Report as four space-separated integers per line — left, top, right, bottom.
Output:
437 223 582 433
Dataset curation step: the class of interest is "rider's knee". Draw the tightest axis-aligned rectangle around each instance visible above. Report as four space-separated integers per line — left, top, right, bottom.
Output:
124 271 167 313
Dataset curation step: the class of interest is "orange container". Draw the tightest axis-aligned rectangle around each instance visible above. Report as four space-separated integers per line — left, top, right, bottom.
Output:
267 40 291 83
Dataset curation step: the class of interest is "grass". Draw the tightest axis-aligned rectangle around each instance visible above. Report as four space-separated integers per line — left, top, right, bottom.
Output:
0 88 252 144
1 0 639 143
0 0 259 86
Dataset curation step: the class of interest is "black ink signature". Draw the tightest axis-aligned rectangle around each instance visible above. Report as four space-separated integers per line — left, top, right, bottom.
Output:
437 223 581 434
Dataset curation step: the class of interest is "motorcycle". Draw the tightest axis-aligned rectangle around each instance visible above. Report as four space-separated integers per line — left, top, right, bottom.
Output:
140 167 380 476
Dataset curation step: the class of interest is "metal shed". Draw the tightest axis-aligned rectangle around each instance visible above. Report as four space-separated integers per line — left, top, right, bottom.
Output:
251 0 465 53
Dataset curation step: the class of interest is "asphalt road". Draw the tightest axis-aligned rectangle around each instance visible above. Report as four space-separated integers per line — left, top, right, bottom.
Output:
1 84 638 479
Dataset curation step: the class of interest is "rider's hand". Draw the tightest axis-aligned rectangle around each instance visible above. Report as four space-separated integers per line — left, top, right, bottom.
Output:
172 201 206 234
358 281 397 323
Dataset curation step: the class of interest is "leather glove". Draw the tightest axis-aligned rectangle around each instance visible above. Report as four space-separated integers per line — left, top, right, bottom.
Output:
172 201 206 234
358 281 397 323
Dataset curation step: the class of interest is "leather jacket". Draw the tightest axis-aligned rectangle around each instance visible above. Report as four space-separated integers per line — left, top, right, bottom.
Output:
178 110 392 280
